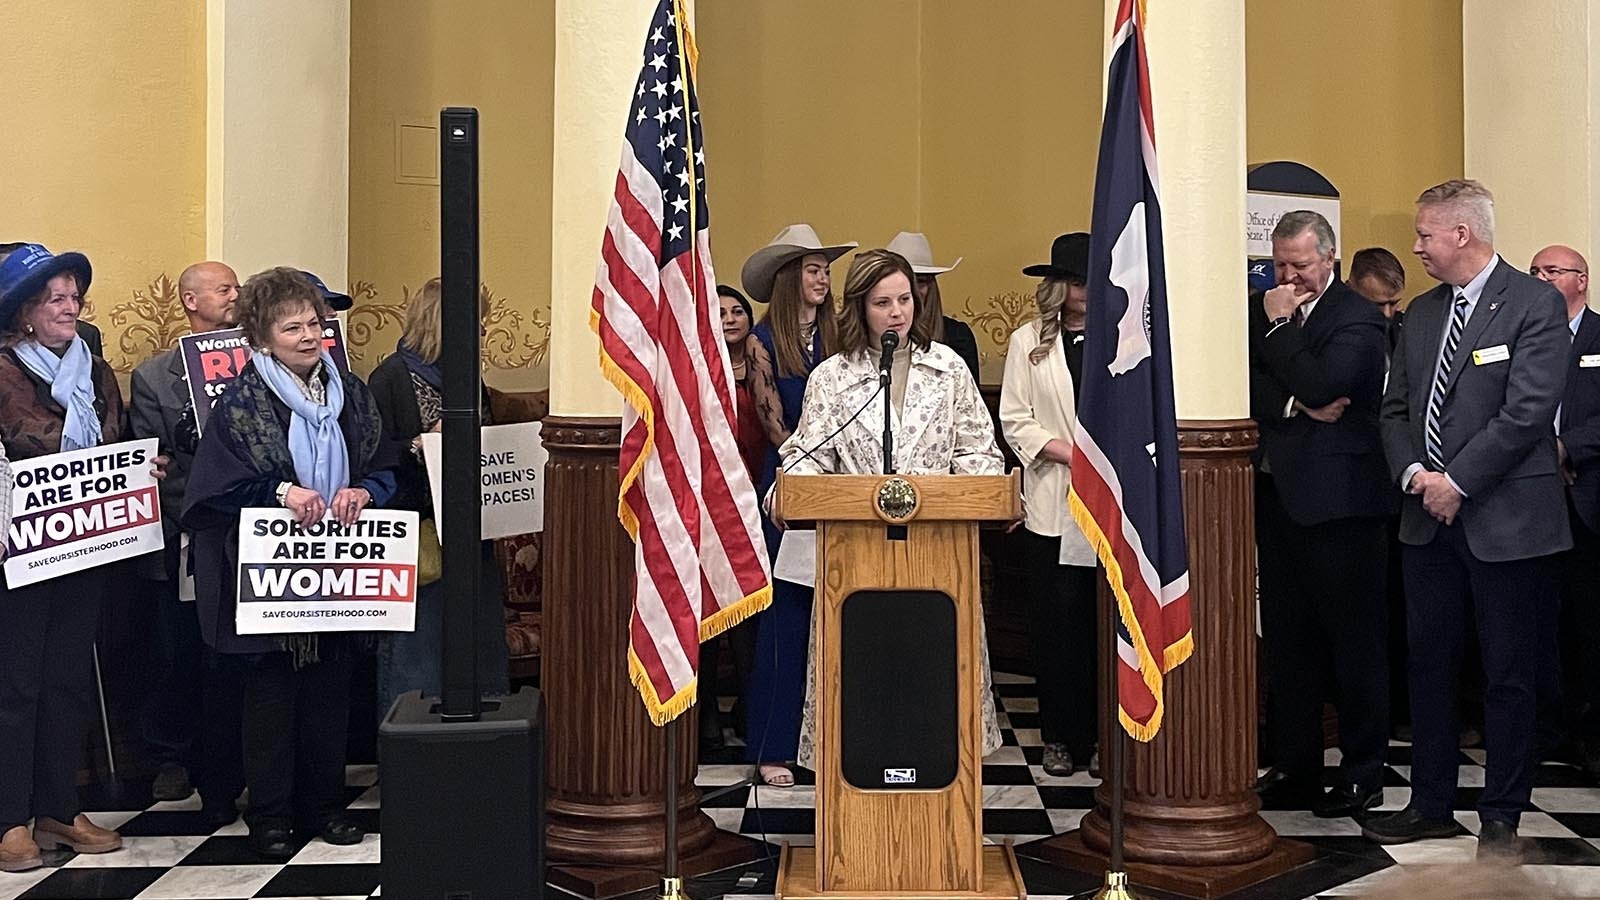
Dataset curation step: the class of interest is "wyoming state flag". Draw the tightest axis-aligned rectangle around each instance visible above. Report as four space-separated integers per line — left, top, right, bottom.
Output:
1066 0 1193 742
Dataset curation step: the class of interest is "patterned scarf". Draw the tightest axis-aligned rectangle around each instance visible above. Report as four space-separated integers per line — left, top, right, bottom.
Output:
249 351 349 501
15 336 101 451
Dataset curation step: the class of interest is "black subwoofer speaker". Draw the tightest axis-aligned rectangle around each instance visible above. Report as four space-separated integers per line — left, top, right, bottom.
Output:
379 688 545 900
839 589 959 790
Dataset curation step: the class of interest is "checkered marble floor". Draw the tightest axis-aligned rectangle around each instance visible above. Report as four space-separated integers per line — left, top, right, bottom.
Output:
5 672 1600 899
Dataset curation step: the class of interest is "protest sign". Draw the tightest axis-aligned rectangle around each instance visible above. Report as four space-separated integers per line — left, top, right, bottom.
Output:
180 319 351 433
420 422 546 540
235 508 419 634
5 438 165 589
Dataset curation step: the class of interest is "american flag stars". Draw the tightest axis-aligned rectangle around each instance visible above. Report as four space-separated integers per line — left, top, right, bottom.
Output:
626 23 706 264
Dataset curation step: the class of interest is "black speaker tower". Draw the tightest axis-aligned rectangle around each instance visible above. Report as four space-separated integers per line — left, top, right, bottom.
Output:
380 106 545 900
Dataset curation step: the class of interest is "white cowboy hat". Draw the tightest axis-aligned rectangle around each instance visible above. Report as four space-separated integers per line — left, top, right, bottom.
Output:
739 224 857 302
886 231 962 275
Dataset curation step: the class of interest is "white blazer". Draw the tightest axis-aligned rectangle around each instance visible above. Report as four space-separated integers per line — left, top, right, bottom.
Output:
999 319 1095 566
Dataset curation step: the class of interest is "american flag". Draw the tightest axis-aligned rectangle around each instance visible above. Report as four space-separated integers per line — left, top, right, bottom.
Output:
1067 0 1193 742
591 0 772 726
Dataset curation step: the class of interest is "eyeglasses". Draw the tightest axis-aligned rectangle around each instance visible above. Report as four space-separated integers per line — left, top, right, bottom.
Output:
1530 265 1586 278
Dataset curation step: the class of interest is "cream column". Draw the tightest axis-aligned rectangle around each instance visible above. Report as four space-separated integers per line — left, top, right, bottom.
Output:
1039 0 1301 885
206 0 349 285
1464 1 1600 267
1137 0 1249 420
548 0 656 416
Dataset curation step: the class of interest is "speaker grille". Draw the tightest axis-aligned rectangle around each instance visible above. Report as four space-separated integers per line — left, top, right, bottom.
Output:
839 589 959 790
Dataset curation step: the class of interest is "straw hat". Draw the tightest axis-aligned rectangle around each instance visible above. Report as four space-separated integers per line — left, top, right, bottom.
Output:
739 224 857 302
886 231 962 275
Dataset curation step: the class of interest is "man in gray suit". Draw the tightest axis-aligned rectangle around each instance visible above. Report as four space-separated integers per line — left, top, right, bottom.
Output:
1364 180 1571 858
129 261 243 822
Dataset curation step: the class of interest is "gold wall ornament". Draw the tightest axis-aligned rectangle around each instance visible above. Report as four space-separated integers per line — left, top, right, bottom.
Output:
482 284 549 370
108 273 187 373
343 279 404 370
961 290 1036 368
341 279 552 373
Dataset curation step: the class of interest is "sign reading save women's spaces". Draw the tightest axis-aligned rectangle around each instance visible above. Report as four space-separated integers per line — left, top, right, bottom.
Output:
420 422 547 540
235 508 420 634
4 438 165 588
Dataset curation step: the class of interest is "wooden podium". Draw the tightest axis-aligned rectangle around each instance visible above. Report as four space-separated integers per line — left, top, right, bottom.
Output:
771 470 1027 900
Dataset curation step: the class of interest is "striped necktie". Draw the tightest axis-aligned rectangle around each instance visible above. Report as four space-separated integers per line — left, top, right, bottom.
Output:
1425 291 1470 470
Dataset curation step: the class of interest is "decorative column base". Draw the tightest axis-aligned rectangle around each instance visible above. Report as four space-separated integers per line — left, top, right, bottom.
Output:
1021 420 1314 898
542 416 764 898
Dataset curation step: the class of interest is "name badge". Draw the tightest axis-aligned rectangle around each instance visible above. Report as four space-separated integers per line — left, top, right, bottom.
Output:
1472 344 1510 365
1582 355 1600 369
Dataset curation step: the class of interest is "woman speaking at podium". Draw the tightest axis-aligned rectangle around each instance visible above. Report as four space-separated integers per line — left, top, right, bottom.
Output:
777 248 1005 770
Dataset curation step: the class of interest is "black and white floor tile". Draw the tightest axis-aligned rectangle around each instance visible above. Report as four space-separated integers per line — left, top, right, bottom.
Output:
6 673 1600 899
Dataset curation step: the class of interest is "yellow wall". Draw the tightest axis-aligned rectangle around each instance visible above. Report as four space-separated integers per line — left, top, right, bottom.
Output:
1245 0 1463 296
0 0 207 378
697 0 1104 384
347 0 554 384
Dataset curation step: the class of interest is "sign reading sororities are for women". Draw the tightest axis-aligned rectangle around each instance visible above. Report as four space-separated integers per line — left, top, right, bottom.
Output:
235 508 420 635
180 320 352 434
4 438 165 589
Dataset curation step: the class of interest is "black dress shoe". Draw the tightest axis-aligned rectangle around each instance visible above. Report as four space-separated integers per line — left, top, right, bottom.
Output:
249 825 295 862
1477 820 1521 862
1360 807 1467 845
1256 768 1322 808
151 764 193 802
320 818 365 846
1254 766 1291 793
199 799 239 829
1313 783 1383 819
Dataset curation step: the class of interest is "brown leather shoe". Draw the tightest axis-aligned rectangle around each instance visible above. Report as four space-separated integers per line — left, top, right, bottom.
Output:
32 815 122 854
0 825 42 872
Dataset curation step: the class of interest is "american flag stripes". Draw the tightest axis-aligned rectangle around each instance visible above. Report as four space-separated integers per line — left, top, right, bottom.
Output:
591 0 772 726
1067 0 1193 742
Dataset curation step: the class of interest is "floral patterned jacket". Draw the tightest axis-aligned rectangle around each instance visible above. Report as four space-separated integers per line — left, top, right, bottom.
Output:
779 341 1003 477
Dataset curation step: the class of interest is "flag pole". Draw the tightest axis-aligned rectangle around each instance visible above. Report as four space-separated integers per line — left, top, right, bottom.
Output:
1097 595 1141 900
658 7 695 895
659 714 687 900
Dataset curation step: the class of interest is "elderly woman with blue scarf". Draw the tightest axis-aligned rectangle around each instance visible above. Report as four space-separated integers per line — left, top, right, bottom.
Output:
0 245 147 872
365 277 508 718
182 267 398 862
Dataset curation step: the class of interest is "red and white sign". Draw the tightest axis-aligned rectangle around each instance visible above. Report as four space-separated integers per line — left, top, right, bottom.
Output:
5 438 165 588
235 508 419 634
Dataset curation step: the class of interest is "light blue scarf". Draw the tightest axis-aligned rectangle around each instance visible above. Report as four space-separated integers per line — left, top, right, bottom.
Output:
15 336 101 451
250 350 349 502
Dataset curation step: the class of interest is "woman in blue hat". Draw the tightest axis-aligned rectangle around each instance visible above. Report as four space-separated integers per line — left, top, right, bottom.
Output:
0 245 133 871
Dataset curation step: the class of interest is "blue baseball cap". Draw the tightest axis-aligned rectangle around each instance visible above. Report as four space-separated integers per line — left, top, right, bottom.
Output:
299 270 352 311
0 244 93 331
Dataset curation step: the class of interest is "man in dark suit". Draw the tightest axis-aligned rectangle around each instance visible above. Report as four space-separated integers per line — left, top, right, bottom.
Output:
1366 180 1571 858
1531 244 1600 778
1348 247 1417 741
1250 211 1394 817
128 260 243 824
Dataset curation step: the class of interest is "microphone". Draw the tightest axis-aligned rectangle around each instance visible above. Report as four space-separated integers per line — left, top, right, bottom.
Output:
879 330 899 474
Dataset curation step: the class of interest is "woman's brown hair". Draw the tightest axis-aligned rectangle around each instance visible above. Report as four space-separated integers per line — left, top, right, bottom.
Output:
761 255 838 378
399 277 490 364
835 249 932 357
912 274 947 342
237 267 331 349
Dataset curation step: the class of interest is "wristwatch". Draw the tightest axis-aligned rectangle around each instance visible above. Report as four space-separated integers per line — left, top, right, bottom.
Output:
275 481 292 507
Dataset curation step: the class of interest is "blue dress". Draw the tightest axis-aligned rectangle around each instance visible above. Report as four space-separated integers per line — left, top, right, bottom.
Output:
745 320 822 764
